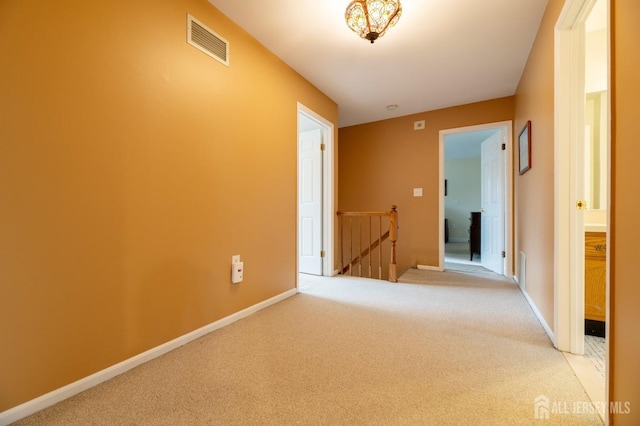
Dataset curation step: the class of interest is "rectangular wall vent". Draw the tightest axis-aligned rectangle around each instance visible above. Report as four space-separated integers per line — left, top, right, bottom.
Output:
187 14 229 66
518 251 526 290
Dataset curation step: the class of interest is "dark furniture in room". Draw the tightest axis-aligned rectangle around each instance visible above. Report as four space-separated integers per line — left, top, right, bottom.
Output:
469 211 481 261
444 218 449 243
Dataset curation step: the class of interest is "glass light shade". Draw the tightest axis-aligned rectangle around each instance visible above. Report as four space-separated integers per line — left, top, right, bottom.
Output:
345 0 402 43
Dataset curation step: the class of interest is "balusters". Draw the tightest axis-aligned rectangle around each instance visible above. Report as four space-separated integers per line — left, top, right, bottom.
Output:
358 216 362 277
336 206 398 282
368 216 372 278
378 216 383 279
389 205 398 283
349 216 353 276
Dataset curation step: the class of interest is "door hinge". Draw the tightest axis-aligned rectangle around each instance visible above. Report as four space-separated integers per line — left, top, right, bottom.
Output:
502 251 506 258
501 143 506 150
320 250 325 258
320 143 326 151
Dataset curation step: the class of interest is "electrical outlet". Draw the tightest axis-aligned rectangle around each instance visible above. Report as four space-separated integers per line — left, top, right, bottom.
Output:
231 261 243 284
231 255 243 284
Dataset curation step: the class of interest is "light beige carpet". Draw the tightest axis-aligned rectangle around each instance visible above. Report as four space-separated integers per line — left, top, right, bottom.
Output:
15 269 602 425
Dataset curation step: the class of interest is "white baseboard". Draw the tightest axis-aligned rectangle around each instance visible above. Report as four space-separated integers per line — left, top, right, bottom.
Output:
416 264 442 272
519 287 557 347
0 288 298 426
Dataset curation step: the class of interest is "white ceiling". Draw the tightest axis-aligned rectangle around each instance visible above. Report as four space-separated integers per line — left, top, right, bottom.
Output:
443 0 607 162
207 0 549 128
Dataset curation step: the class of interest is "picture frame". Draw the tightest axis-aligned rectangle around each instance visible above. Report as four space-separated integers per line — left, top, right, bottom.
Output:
519 120 532 175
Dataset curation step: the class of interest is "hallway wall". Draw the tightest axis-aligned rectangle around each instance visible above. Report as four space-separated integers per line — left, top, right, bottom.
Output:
512 0 561 336
339 97 514 272
0 0 337 411
610 0 640 423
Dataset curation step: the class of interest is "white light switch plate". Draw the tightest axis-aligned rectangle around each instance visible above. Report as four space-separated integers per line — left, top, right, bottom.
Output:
413 188 423 197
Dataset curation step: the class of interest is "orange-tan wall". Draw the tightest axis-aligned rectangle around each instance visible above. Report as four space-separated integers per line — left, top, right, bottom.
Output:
610 1 640 423
512 0 563 332
514 0 640 422
338 97 514 273
0 0 337 411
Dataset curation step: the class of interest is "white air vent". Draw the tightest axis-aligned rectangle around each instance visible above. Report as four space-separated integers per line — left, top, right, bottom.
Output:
187 14 229 66
518 251 526 290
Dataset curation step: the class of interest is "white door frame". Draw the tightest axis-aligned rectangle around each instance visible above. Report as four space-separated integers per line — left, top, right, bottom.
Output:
438 121 514 277
297 103 335 280
553 0 602 355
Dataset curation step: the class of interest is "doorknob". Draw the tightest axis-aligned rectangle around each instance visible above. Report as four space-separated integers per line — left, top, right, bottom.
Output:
576 200 587 210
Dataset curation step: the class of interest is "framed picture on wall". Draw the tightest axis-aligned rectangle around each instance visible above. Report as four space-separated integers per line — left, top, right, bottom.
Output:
519 120 532 175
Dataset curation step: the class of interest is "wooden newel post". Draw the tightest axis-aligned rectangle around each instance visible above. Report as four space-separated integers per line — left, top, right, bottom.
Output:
389 205 398 283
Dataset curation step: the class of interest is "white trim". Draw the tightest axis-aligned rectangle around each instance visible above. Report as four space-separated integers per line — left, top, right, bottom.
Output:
555 1 611 416
297 103 335 279
0 289 297 426
416 264 443 272
520 287 557 346
439 121 513 276
554 0 599 355
439 131 445 270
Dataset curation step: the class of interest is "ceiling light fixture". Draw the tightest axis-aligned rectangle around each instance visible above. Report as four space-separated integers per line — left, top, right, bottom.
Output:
345 0 402 44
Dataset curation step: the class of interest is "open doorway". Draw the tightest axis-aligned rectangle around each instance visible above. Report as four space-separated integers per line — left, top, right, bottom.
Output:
554 0 608 416
297 103 334 280
439 121 513 277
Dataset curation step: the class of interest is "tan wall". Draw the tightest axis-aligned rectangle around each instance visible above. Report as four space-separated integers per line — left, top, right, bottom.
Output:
512 0 563 331
611 1 640 423
0 0 337 411
338 97 514 273
514 0 640 422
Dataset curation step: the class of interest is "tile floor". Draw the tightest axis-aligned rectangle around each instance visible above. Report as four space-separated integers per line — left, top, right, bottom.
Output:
584 335 606 380
564 336 607 422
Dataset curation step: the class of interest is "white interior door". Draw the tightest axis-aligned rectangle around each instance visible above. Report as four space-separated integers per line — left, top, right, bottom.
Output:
480 131 505 275
298 129 323 275
554 0 602 354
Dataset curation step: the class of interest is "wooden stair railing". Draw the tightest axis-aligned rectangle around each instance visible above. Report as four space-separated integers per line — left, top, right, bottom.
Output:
337 205 398 282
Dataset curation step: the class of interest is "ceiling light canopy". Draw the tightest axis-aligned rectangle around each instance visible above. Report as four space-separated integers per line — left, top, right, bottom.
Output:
345 0 402 44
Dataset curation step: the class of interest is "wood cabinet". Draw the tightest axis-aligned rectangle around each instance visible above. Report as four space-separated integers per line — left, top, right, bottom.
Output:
585 232 606 322
469 212 481 261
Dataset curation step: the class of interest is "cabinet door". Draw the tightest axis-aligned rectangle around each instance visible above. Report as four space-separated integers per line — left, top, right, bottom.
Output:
585 258 606 321
584 232 606 322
